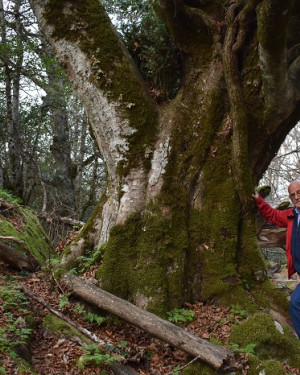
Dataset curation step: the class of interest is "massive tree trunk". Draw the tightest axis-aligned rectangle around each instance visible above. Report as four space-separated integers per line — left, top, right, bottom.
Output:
30 0 300 312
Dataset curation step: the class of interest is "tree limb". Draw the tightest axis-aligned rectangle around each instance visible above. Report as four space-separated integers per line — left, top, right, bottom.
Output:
165 355 200 375
258 227 286 249
62 274 234 371
256 0 295 120
222 2 253 207
0 198 15 210
30 0 157 181
184 5 216 33
20 285 111 346
0 235 27 249
0 235 41 264
39 213 85 228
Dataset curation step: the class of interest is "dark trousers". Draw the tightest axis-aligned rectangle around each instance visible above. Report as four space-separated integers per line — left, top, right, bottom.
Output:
290 284 300 337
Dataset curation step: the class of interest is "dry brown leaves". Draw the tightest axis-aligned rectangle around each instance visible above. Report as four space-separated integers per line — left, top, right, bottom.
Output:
56 231 79 253
0 261 300 374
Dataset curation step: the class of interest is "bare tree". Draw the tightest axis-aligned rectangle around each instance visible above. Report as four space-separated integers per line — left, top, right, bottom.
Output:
260 123 300 203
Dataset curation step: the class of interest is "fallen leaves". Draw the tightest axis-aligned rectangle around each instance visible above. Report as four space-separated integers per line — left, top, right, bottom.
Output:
0 261 299 374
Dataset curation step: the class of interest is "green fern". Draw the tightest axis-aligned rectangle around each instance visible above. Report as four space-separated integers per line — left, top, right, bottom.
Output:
0 287 29 312
72 303 86 315
83 312 107 326
58 293 71 309
230 342 257 355
167 308 195 323
0 189 22 205
77 344 121 369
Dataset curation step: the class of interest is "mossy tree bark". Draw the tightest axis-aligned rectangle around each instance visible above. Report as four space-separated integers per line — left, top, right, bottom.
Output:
30 0 300 313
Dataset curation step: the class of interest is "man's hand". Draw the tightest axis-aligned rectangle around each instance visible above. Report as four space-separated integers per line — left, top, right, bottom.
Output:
252 190 259 200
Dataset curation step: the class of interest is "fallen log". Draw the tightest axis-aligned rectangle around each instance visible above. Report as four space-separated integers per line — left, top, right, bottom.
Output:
0 198 15 211
258 227 286 249
62 273 233 371
0 235 38 257
39 213 85 228
0 241 40 271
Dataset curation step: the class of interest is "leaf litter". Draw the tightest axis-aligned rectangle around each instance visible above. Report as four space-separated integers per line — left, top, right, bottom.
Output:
0 261 299 374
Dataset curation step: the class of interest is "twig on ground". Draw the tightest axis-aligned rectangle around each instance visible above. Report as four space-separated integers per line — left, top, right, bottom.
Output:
166 356 200 375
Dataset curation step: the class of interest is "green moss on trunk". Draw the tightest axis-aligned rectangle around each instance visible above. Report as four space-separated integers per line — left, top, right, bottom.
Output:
96 206 188 315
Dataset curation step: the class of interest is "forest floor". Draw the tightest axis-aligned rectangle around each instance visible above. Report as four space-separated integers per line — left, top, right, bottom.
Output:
0 260 300 375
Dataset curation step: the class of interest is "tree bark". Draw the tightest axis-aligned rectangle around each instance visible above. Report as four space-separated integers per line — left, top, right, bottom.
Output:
0 199 15 211
62 273 233 372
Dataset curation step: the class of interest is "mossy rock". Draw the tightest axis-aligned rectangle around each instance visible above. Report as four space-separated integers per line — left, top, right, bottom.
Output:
0 201 54 263
247 357 286 375
181 361 217 375
179 358 284 375
229 313 300 368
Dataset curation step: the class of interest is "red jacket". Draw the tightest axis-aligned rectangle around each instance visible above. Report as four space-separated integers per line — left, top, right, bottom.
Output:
256 195 296 279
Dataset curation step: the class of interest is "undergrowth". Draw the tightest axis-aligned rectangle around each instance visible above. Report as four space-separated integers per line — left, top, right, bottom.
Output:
0 279 32 363
0 189 22 205
77 344 122 370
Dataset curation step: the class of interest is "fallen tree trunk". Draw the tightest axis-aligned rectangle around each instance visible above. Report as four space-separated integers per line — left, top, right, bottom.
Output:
258 228 286 249
62 274 233 371
0 241 40 271
0 198 15 211
39 213 85 228
0 235 38 257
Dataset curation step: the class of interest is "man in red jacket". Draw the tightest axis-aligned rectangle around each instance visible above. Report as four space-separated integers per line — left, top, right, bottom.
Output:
253 180 300 338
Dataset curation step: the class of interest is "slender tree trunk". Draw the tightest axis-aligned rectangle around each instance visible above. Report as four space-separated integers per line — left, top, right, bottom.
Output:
43 43 75 217
5 0 24 197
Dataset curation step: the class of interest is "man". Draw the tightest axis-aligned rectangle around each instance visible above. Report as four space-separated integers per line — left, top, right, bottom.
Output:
252 180 300 338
